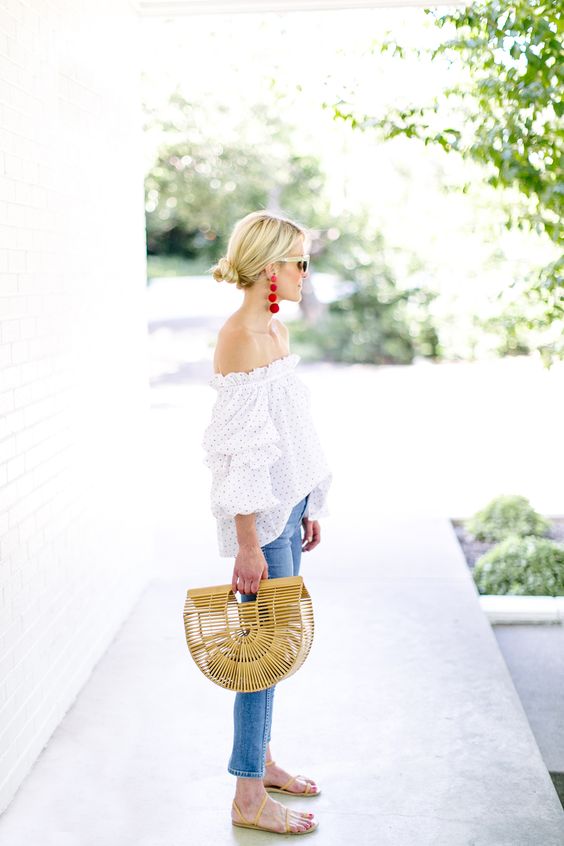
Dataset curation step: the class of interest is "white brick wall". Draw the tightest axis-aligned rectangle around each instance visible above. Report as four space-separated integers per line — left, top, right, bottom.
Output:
0 0 153 813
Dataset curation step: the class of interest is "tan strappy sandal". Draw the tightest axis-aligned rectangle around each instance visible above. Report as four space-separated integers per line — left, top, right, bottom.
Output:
264 759 321 796
231 793 319 835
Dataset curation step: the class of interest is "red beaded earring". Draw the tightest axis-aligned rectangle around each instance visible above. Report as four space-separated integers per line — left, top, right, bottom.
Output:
268 273 279 313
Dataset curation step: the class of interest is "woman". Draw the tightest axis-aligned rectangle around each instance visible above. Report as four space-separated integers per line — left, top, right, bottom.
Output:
202 210 333 835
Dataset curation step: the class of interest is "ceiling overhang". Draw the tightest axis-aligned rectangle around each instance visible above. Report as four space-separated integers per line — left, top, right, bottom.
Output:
137 0 465 16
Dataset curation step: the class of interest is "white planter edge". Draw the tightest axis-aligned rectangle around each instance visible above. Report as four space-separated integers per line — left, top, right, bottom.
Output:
479 594 564 624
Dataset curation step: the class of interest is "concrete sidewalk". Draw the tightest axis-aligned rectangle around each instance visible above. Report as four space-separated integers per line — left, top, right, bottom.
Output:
0 512 562 845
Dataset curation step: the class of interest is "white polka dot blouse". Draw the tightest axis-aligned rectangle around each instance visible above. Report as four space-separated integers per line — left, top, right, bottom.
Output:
202 353 333 558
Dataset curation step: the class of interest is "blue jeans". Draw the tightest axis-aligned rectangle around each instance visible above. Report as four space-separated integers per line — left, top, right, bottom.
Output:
227 492 311 778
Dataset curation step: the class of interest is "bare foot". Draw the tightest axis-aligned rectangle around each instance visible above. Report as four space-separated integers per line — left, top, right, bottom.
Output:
232 790 317 833
263 760 319 795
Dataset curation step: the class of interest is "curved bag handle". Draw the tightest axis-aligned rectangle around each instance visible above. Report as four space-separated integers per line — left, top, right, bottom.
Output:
187 574 304 602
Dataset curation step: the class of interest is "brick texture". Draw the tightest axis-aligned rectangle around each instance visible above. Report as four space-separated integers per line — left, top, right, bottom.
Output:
0 0 153 813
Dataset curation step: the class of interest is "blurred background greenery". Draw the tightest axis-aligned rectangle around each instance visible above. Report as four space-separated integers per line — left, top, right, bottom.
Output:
142 0 562 368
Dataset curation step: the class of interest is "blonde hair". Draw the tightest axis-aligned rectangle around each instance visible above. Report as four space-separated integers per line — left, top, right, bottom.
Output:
209 210 307 289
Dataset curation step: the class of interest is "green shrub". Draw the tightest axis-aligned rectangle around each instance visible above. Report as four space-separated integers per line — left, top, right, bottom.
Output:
464 494 550 542
473 535 564 596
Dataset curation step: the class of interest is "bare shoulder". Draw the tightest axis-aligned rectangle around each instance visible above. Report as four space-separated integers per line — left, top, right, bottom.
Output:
213 325 262 376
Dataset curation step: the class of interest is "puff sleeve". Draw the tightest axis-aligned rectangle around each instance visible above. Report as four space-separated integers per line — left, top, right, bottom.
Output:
201 383 283 518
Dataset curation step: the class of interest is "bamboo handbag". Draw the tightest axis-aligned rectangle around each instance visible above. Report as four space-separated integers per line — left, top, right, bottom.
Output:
183 575 315 692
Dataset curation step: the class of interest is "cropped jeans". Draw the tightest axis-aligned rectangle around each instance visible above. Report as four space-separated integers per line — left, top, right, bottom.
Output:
227 492 311 778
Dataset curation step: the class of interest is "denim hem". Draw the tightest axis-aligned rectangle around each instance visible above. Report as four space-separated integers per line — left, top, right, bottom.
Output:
228 767 265 778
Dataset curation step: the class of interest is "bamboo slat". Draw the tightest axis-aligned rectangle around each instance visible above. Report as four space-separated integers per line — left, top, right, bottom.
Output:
183 576 315 691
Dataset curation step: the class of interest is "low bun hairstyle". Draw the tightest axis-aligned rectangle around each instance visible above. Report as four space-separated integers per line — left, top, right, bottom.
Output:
212 256 240 286
209 210 307 290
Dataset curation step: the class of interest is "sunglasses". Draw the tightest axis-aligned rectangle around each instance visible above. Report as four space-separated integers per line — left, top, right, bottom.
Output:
278 254 310 273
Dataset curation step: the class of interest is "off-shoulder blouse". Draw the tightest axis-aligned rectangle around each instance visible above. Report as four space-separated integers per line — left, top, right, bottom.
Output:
201 352 333 557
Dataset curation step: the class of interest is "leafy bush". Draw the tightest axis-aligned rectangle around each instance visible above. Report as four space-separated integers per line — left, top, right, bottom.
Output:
464 494 550 542
290 271 440 365
473 535 564 596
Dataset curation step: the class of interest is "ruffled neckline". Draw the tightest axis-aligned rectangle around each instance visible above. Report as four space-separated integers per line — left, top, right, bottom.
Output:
208 353 301 389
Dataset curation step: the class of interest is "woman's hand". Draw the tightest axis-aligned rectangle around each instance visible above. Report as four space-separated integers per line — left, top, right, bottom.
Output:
232 543 269 595
301 517 320 552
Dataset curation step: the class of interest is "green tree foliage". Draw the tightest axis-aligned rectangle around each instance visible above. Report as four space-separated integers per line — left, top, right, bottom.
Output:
292 216 440 364
144 90 333 261
328 0 563 365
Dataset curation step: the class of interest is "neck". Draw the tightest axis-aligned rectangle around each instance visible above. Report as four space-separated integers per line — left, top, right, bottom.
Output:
237 283 276 333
